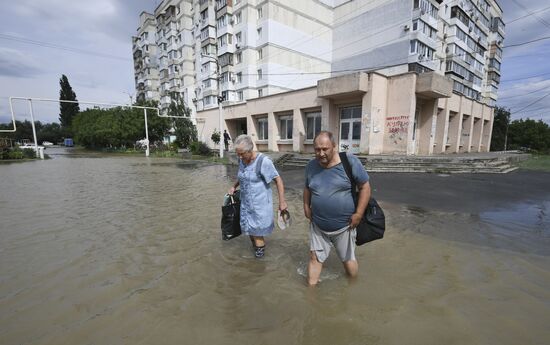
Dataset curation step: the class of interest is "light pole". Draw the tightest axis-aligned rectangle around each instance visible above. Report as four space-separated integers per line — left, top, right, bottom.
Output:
202 54 224 158
123 91 134 105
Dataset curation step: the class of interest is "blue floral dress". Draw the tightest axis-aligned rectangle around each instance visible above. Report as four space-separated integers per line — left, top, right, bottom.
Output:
238 153 279 236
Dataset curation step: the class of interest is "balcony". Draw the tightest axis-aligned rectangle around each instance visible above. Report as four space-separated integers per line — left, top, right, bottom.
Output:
199 0 209 12
416 72 453 99
318 72 369 99
201 33 216 46
216 0 233 18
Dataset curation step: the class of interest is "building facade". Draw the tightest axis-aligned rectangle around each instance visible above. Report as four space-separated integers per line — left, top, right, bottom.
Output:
132 0 504 155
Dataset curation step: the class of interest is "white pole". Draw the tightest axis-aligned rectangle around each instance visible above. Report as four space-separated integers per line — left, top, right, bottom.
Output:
219 102 224 158
144 108 150 157
28 99 40 158
217 64 224 159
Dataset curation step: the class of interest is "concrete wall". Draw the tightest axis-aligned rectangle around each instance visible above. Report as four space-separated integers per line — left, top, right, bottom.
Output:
383 73 417 154
197 71 493 155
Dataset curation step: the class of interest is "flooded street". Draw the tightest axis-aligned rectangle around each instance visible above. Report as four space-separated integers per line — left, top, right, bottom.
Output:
1 149 549 345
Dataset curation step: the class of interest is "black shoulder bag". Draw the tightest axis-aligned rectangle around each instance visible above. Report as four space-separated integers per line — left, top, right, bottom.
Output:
339 152 386 245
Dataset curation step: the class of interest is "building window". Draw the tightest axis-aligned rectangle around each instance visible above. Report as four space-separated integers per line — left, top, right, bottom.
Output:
305 112 321 140
236 72 242 83
257 7 263 18
236 52 242 64
219 53 233 67
257 69 262 80
200 28 209 41
413 0 438 19
409 39 434 60
412 19 436 39
218 34 232 48
217 15 227 29
235 11 242 24
200 9 208 21
258 48 263 60
236 32 242 43
257 27 262 39
258 88 263 97
279 115 293 140
257 117 268 140
237 91 243 101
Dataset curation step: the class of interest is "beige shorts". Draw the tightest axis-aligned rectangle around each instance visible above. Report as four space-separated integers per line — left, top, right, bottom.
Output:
309 222 356 263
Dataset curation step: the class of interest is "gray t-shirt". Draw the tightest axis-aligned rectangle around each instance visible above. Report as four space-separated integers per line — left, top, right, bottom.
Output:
305 153 369 232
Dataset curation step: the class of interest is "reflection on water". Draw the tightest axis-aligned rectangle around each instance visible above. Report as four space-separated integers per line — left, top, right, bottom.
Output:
481 200 550 236
1 150 549 345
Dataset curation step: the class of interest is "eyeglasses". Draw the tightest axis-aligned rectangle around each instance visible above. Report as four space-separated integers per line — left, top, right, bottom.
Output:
236 150 252 158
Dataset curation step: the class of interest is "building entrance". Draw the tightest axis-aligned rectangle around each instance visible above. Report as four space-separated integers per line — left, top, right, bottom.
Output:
339 106 362 153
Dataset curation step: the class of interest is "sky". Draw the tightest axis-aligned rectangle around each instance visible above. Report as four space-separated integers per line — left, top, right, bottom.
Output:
0 0 549 125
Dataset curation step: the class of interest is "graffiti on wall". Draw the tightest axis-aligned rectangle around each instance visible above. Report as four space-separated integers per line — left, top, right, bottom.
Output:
386 115 409 145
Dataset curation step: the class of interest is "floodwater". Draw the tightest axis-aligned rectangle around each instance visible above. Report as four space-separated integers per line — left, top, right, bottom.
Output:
1 148 549 345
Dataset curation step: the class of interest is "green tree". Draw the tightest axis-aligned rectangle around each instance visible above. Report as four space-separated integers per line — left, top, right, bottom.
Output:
72 105 170 149
167 93 197 148
490 106 510 151
211 129 220 146
38 122 63 143
507 118 550 153
59 74 80 133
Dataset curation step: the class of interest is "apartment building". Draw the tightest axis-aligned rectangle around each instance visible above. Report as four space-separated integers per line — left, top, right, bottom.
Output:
132 0 504 155
133 0 334 112
133 12 161 103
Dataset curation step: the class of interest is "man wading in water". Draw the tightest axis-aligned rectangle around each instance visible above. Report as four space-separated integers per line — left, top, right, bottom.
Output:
303 131 371 286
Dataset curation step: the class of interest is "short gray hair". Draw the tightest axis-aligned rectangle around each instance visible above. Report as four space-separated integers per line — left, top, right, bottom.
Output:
314 131 336 146
234 134 254 152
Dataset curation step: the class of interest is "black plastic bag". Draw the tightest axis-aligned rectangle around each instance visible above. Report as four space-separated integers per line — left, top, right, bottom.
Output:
221 195 241 241
339 152 386 246
355 198 386 246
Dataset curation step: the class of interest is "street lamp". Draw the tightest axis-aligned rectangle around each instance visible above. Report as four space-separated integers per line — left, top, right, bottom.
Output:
202 54 224 158
123 91 134 105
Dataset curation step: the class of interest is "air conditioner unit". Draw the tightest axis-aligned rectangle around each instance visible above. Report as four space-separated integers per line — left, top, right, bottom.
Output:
235 43 241 49
404 25 410 31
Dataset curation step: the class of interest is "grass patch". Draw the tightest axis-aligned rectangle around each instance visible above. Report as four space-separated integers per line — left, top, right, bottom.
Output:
518 155 550 171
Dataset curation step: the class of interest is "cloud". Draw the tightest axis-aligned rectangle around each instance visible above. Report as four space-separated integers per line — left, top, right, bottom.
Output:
8 0 154 44
0 48 44 78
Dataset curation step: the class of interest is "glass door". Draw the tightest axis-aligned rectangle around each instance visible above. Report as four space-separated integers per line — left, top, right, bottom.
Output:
339 106 362 153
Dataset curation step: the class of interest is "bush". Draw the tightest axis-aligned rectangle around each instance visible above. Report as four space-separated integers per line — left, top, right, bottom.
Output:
169 142 179 152
211 130 221 145
189 141 211 156
22 148 36 158
8 150 23 159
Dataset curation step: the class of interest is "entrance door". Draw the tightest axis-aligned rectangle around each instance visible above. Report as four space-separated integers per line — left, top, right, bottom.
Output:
408 107 420 154
339 106 362 153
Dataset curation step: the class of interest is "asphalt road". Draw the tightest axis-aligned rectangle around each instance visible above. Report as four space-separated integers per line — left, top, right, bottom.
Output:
279 167 550 213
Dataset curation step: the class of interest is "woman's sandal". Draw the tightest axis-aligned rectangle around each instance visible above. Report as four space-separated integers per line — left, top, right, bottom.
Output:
254 245 265 258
